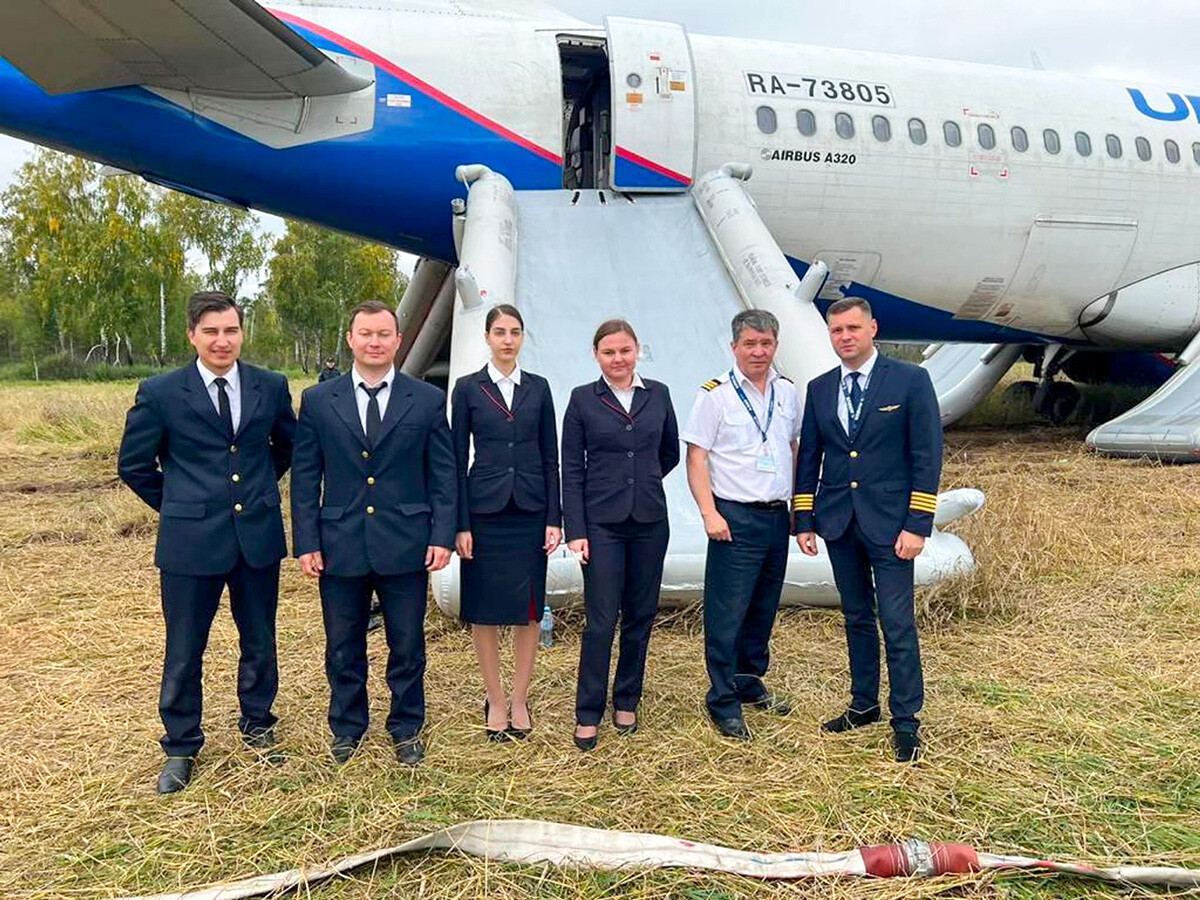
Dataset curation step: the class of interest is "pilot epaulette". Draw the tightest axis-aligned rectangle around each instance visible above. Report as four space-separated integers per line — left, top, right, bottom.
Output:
778 374 794 383
701 378 721 392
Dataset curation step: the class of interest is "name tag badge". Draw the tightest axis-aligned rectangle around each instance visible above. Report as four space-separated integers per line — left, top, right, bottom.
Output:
756 446 777 473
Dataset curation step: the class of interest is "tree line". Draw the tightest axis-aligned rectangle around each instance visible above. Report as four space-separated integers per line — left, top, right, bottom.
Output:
0 149 407 376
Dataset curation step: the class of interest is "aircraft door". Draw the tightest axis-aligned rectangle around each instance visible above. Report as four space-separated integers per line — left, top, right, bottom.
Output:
604 16 696 191
985 216 1138 335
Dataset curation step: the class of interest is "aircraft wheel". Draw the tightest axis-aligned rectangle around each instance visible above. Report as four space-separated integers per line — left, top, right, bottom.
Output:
1039 381 1081 424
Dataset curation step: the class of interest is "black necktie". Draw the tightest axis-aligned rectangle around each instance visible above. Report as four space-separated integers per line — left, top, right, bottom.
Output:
362 382 386 445
848 372 863 439
213 376 234 439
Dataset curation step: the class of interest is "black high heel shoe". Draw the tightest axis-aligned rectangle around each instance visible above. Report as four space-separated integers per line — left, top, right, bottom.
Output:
508 700 533 740
573 725 598 752
484 699 510 742
612 710 638 736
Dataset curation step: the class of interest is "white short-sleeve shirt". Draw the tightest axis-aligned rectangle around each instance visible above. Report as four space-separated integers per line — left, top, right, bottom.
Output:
680 365 801 503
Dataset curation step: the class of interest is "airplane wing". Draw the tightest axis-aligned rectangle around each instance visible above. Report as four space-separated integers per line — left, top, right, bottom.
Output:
0 0 372 98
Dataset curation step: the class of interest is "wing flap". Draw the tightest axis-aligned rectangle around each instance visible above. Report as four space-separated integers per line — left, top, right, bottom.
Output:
0 0 373 98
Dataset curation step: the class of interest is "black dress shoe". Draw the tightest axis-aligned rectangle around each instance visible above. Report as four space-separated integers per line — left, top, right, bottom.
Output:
710 715 751 741
820 706 882 733
484 700 510 742
243 728 286 765
395 736 425 767
745 693 792 716
156 756 195 794
573 726 598 751
611 711 638 736
330 736 359 765
508 701 532 740
893 730 921 763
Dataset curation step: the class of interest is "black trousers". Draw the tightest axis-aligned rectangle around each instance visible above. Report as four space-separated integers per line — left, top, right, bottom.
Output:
703 499 790 720
574 516 670 726
320 569 428 742
158 556 280 757
824 516 924 732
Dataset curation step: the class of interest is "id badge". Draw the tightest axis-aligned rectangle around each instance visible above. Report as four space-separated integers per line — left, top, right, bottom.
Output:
756 445 777 473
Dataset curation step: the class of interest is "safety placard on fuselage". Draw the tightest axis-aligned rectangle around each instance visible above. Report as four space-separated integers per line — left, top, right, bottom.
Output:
745 72 893 107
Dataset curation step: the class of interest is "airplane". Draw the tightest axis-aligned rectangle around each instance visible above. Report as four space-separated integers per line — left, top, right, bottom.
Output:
0 0 1196 606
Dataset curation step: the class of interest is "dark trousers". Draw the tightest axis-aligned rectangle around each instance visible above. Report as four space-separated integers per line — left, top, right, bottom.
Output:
320 569 428 742
575 516 670 726
703 499 790 720
158 557 280 757
824 516 924 732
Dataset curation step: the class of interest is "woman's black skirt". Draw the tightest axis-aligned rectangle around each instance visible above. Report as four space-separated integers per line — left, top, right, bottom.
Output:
459 499 548 625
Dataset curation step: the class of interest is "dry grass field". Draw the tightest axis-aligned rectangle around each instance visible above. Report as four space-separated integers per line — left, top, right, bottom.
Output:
0 378 1198 900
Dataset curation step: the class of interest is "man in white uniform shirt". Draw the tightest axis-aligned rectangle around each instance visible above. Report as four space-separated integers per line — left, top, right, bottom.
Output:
682 309 801 740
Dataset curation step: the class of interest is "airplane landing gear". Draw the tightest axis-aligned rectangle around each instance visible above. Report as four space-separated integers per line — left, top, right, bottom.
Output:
1030 344 1080 424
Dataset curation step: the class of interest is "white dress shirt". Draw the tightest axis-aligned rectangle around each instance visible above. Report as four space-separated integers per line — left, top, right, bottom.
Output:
352 364 395 433
603 372 645 412
487 361 522 408
837 348 879 435
196 359 241 433
680 365 801 503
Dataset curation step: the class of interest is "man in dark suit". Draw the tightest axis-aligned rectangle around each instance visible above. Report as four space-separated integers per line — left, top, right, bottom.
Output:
291 300 456 767
118 291 296 794
794 296 943 762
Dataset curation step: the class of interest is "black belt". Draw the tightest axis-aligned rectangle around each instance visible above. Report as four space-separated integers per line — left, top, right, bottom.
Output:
715 497 788 511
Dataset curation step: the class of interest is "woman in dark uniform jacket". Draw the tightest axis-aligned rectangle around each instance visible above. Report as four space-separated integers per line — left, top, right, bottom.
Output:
562 319 680 750
452 304 562 740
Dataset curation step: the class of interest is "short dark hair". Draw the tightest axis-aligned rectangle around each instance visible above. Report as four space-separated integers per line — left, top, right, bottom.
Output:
485 304 524 331
592 318 638 350
187 291 243 331
347 300 399 331
826 297 873 320
731 309 779 341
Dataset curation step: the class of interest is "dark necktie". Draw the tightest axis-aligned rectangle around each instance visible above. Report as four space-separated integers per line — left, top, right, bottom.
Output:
848 371 863 439
362 382 386 445
213 376 234 439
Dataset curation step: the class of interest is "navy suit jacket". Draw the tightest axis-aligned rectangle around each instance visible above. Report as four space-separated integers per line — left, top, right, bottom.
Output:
117 361 296 576
561 377 681 541
451 366 562 532
793 355 943 546
290 371 457 577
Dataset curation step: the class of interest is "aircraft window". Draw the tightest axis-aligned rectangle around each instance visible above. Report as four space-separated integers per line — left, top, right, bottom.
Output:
943 121 962 147
977 123 996 150
756 105 777 134
1165 139 1180 163
835 112 855 139
1194 142 1200 165
1043 129 1061 154
1135 137 1151 161
797 109 817 136
1011 126 1029 152
908 118 927 145
1105 134 1122 158
1075 131 1092 157
872 115 892 142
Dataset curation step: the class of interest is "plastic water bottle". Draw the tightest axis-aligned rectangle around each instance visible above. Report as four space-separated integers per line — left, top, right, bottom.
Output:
539 604 554 648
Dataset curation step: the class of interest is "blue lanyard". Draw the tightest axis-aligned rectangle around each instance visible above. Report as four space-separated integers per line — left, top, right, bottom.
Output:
840 374 866 428
730 369 774 442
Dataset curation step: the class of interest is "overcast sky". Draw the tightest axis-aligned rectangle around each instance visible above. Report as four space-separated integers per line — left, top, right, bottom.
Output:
2 0 1198 228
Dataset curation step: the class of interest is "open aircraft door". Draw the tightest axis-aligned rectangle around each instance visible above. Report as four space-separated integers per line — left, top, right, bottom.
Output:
605 17 696 191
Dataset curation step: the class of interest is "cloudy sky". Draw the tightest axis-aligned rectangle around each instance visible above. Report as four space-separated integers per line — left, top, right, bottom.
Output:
1 0 1197 210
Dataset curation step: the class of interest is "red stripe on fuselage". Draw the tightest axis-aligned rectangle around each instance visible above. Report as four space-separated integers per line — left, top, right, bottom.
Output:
268 8 563 166
615 145 692 185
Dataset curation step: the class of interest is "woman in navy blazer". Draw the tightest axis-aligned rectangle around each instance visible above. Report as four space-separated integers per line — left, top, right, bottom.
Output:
562 319 680 750
452 304 562 740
